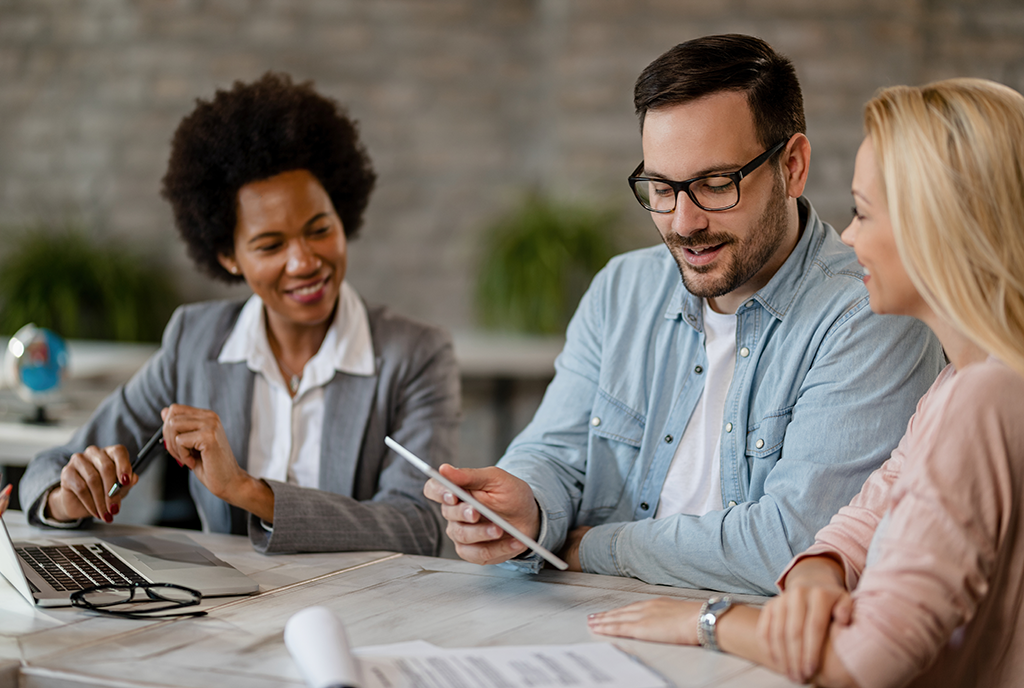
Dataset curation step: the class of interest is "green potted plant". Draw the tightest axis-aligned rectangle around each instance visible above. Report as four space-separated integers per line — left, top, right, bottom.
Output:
475 194 621 335
0 224 179 342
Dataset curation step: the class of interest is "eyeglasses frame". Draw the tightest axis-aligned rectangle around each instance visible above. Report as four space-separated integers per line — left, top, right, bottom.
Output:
70 582 207 620
628 138 790 213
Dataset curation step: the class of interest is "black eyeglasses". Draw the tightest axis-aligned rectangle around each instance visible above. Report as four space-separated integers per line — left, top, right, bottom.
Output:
70 582 206 620
628 138 789 213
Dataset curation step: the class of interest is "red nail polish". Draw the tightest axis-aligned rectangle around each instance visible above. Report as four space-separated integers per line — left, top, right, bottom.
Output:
121 474 130 485
110 504 120 515
103 512 112 523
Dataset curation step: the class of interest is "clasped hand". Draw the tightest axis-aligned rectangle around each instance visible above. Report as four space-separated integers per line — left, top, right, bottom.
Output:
757 556 852 684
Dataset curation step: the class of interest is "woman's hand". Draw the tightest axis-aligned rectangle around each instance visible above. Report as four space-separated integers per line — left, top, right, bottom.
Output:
48 445 138 522
757 556 852 684
161 404 274 522
588 559 856 687
0 477 11 514
587 597 702 645
161 404 247 498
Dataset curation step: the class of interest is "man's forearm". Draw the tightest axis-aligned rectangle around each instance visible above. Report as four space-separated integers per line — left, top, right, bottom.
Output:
578 514 790 594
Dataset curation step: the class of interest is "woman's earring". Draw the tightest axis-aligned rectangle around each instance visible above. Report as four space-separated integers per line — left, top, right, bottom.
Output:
230 266 240 275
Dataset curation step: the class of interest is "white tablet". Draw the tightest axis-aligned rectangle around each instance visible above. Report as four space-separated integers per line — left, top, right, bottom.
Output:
385 436 568 570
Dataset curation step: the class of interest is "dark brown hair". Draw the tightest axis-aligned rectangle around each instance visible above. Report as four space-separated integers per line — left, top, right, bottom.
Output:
634 34 806 151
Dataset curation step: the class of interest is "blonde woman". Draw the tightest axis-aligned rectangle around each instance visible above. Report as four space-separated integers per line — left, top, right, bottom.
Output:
589 77 1024 688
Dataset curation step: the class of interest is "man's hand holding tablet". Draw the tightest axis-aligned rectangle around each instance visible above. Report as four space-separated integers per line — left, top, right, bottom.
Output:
387 437 567 570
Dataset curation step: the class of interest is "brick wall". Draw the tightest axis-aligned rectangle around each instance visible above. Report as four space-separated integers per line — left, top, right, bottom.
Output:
2 0 1023 330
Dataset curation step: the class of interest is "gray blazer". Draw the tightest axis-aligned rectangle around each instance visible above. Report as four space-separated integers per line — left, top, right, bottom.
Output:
20 299 461 556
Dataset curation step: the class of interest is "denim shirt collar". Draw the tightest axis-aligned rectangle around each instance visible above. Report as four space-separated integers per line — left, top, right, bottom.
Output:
671 197 825 330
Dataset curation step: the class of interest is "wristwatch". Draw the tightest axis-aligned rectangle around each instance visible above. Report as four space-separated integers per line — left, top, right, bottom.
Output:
697 595 734 653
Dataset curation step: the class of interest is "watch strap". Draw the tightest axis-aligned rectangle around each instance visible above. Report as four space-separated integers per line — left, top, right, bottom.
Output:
697 595 733 653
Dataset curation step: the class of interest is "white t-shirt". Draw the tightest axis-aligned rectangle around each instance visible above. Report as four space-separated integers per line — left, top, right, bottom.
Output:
655 301 736 518
217 282 375 489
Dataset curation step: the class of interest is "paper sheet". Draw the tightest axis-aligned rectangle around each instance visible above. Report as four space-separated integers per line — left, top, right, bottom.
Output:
286 606 670 688
355 641 670 688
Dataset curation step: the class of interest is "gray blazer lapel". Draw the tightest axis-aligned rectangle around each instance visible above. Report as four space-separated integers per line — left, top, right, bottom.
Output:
320 365 380 496
190 359 254 534
205 359 255 470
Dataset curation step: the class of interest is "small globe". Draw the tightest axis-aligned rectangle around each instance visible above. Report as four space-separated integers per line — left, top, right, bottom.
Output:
5 323 69 406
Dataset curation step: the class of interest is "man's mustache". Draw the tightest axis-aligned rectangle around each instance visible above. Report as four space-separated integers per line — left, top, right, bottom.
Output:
663 232 734 250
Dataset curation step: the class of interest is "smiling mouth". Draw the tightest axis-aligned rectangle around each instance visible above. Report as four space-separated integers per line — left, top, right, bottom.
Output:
664 233 731 268
685 244 724 255
286 275 330 297
679 242 727 267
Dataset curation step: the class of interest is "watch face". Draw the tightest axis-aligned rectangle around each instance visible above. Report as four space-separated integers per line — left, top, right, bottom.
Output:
706 596 732 615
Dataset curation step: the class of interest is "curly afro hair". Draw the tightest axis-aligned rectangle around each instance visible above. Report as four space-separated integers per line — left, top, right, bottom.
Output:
161 72 377 282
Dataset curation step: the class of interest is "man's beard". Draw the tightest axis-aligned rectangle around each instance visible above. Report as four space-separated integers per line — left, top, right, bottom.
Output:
663 173 790 300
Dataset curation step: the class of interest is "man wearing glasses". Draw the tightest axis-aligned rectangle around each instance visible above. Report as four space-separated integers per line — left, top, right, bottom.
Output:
426 34 945 594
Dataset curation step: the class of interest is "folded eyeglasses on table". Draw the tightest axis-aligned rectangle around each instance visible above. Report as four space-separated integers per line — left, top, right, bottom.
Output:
70 582 206 620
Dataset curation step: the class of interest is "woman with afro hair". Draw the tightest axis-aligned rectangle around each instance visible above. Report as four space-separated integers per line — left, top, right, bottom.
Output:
20 73 460 556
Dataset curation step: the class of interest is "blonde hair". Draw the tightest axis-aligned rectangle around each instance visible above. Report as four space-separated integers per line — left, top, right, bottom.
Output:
864 78 1024 378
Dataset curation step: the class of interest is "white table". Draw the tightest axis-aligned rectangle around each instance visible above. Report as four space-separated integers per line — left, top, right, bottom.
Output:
0 422 77 467
1 512 797 688
0 511 397 681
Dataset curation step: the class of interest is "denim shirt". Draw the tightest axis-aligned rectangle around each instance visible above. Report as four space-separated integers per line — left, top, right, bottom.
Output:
498 198 945 594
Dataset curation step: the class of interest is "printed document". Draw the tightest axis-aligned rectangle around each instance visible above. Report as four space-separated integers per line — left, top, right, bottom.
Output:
352 641 670 688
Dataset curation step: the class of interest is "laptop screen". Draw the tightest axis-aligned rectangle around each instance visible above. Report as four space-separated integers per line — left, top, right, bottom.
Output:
0 515 40 607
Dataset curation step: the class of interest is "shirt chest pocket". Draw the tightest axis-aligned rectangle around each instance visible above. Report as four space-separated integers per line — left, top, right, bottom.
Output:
589 393 645 447
583 393 645 514
745 409 791 461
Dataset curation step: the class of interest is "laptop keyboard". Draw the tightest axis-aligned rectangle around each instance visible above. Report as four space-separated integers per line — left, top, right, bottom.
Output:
16 543 149 592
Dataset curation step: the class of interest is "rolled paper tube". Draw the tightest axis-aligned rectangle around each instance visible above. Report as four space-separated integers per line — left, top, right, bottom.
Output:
284 606 361 688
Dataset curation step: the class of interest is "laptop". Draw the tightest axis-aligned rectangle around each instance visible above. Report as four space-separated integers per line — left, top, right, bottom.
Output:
0 514 259 608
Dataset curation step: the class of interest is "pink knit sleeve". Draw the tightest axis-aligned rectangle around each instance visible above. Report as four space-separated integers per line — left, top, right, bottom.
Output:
827 364 1017 688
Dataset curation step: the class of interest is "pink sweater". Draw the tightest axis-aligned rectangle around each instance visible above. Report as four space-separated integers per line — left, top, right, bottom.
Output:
778 358 1024 688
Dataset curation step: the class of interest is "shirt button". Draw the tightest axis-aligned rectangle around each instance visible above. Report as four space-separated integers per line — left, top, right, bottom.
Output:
728 500 737 507
755 439 765 449
725 422 733 433
745 300 754 309
591 417 601 427
694 365 704 374
739 347 750 358
664 434 674 443
640 502 650 511
687 314 697 322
